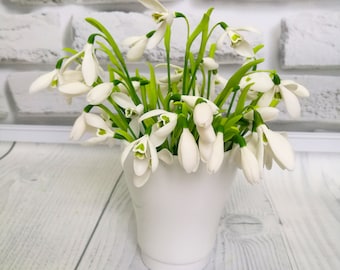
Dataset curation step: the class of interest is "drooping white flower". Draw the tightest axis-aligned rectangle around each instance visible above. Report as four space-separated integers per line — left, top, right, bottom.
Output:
112 92 144 136
87 82 114 105
257 124 295 170
139 109 178 147
193 102 214 128
82 43 102 86
178 128 200 173
70 112 88 141
217 27 258 58
29 69 59 93
240 145 261 184
207 131 224 174
138 0 174 49
193 102 217 162
202 57 219 71
181 95 219 115
70 112 115 144
121 135 159 187
240 72 273 93
123 35 149 61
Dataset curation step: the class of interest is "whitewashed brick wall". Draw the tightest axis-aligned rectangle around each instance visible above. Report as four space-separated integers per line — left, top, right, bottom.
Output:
0 0 340 133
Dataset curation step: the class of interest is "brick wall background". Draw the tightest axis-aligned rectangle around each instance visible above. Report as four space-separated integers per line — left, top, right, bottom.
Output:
0 0 339 133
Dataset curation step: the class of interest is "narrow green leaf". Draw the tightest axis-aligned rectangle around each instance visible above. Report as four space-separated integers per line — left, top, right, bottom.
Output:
214 58 264 107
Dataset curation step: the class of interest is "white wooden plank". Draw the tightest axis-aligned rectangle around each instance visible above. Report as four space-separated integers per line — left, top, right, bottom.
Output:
77 171 293 270
0 142 122 270
264 152 340 270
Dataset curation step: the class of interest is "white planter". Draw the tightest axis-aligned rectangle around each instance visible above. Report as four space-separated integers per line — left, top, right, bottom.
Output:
123 155 236 270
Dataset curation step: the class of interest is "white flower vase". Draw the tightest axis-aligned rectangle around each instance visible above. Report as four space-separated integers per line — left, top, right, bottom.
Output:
123 154 237 270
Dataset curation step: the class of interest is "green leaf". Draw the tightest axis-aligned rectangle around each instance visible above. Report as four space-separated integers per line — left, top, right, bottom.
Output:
214 58 264 107
114 129 135 142
223 114 243 131
147 63 158 110
234 83 253 115
85 17 124 64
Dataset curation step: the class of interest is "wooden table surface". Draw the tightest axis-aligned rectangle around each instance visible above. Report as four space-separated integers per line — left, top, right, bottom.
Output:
0 141 339 270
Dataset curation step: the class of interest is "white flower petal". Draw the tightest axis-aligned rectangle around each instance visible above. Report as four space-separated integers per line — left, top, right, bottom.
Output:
178 128 200 173
158 148 173 164
194 103 214 128
82 43 98 86
260 125 295 170
138 0 167 13
240 72 274 93
70 113 87 140
59 70 83 85
207 132 224 174
112 92 136 109
134 157 149 176
121 141 137 167
147 21 167 49
197 126 216 144
148 139 159 172
279 85 301 118
244 107 280 122
257 89 275 107
129 117 141 137
133 169 151 188
87 82 113 105
232 39 254 58
199 140 213 163
202 57 219 70
29 70 58 93
84 113 111 131
126 36 148 61
240 146 261 184
282 80 310 97
58 82 91 96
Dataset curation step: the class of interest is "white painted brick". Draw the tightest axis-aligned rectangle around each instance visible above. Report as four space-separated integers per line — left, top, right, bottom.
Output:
72 11 260 65
0 12 62 64
7 72 86 124
280 12 340 69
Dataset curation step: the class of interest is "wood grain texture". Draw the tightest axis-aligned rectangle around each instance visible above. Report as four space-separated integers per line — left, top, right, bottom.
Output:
265 152 340 270
78 171 293 270
0 142 122 270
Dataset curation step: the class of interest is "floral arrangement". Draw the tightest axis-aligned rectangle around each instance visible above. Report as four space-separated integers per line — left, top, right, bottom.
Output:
29 0 309 187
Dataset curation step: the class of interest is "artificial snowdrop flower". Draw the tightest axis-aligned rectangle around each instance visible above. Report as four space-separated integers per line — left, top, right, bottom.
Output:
257 77 310 119
240 72 273 93
207 131 224 174
193 102 217 162
70 112 115 144
82 43 102 86
181 95 219 115
202 57 219 71
256 124 295 171
112 92 144 136
87 82 114 105
138 0 174 49
139 109 178 147
217 27 258 58
29 69 59 93
123 35 149 61
121 135 159 187
240 145 261 184
178 128 200 173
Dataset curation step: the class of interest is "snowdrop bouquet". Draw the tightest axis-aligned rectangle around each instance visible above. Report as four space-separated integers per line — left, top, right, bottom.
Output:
30 0 309 187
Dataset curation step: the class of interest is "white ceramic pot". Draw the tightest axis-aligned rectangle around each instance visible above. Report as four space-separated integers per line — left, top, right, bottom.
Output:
123 154 236 270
